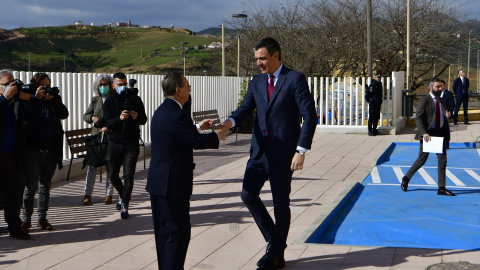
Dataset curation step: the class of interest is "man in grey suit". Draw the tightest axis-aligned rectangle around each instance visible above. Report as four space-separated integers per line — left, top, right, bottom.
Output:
401 78 455 196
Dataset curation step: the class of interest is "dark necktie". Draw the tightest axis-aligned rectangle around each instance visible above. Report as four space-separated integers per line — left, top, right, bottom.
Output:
435 97 440 131
268 75 275 100
462 78 466 93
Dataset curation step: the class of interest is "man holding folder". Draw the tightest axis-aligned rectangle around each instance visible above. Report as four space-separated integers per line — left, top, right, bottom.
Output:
401 78 455 196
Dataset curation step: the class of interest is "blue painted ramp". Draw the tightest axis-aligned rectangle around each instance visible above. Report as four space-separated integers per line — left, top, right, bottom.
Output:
307 142 480 250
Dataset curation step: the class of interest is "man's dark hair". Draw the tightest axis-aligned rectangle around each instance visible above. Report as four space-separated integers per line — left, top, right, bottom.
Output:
113 72 126 81
162 72 184 96
428 77 442 87
440 79 446 84
30 73 50 87
254 37 281 61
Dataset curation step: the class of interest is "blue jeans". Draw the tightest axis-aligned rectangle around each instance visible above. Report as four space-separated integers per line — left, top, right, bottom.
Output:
84 166 114 196
107 141 139 206
23 149 57 221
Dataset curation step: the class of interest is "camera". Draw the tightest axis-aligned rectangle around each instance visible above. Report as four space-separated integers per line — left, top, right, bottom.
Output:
120 79 139 99
43 85 60 96
13 79 36 95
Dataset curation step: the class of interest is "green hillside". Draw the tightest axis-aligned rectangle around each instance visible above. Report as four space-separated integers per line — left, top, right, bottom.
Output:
0 25 220 75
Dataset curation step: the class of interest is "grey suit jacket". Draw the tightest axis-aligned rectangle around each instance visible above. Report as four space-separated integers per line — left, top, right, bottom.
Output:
414 94 450 144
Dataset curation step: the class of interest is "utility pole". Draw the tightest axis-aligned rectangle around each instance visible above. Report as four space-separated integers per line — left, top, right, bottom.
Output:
222 23 225 77
366 0 372 78
406 0 411 90
467 31 471 77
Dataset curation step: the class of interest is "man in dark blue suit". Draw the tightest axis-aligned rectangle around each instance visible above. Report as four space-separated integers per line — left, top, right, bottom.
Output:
440 79 454 119
146 72 225 270
452 69 470 125
220 37 317 270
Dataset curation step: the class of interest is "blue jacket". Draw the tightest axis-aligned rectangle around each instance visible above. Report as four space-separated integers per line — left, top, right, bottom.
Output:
442 89 455 113
230 65 317 163
146 98 219 198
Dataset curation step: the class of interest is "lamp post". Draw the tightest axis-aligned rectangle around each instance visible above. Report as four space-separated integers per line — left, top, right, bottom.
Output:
181 42 189 75
477 50 479 92
222 23 225 76
27 52 32 71
233 14 247 77
366 0 372 78
140 45 143 58
467 31 471 77
64 56 66 71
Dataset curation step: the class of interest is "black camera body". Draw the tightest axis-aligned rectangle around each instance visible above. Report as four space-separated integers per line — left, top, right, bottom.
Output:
121 79 139 111
13 79 36 95
120 79 139 100
43 85 60 96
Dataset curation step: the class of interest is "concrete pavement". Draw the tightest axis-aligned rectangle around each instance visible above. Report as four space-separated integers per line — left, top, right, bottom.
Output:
1 121 479 269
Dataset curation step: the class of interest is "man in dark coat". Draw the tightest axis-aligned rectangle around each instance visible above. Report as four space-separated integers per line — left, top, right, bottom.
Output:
401 78 454 196
440 79 454 119
146 72 225 270
219 37 317 270
365 74 383 136
452 69 470 125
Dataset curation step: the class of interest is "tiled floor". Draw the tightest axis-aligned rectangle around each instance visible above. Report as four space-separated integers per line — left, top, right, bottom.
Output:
1 122 479 269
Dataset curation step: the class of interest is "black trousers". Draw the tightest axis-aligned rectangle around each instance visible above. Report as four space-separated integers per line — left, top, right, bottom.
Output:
107 141 139 206
405 129 447 187
368 102 381 133
0 152 23 231
150 194 191 270
240 151 293 258
453 94 469 123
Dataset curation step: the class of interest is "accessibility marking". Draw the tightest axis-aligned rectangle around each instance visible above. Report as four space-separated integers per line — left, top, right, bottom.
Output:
371 166 381 183
392 167 404 183
418 168 437 185
466 170 480 183
446 169 466 186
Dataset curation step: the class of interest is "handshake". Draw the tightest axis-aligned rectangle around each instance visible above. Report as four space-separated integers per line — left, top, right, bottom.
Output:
197 119 233 141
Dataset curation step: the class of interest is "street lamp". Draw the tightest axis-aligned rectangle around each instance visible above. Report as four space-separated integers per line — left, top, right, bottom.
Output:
233 13 247 77
64 56 66 71
27 52 32 71
140 45 143 58
181 42 189 75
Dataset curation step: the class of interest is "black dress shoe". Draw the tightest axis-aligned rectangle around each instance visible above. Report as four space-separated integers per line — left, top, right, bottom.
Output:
437 188 455 196
10 228 31 240
257 243 271 267
464 122 471 125
401 176 409 192
257 257 285 270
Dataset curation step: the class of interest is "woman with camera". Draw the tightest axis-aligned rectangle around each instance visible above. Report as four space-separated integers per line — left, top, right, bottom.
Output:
82 74 114 205
21 73 69 232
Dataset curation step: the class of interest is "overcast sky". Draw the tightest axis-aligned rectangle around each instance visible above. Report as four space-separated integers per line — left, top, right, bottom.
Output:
0 0 478 31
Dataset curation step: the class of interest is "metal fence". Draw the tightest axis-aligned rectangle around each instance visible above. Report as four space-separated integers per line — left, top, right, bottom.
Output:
12 71 245 160
12 70 404 160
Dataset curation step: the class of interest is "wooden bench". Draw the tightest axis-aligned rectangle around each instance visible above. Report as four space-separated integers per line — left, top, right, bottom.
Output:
65 127 92 181
65 128 147 182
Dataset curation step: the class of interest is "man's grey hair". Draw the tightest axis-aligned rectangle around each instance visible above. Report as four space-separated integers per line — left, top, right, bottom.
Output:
93 74 113 96
162 72 184 96
458 69 464 74
0 69 13 79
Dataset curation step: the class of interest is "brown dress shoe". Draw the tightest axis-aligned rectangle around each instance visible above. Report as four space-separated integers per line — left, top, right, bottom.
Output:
21 220 32 233
37 219 53 230
83 195 92 205
105 196 113 205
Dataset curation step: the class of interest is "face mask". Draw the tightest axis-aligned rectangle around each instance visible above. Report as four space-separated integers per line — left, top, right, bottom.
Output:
99 86 110 96
117 86 126 94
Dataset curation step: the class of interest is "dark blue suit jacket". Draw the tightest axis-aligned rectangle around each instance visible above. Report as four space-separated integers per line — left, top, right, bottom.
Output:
146 98 219 198
230 66 317 163
452 77 469 100
442 89 455 113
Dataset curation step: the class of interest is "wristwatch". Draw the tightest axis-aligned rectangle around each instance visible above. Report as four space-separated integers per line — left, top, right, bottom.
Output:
296 150 305 156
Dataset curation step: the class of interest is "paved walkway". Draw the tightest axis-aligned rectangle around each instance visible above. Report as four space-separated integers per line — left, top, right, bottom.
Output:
1 122 479 270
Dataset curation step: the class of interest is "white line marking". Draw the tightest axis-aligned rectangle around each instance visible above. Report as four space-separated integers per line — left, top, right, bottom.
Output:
380 165 480 170
418 168 437 185
371 167 381 183
393 167 404 183
366 183 480 189
466 170 480 183
446 169 466 186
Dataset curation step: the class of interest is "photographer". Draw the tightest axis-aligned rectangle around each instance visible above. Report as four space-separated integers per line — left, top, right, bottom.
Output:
21 73 69 233
0 70 31 240
103 72 147 219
